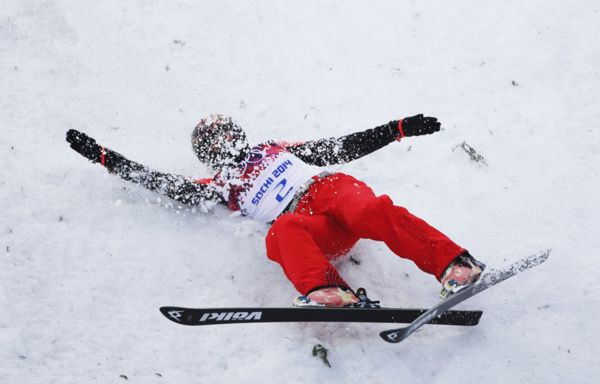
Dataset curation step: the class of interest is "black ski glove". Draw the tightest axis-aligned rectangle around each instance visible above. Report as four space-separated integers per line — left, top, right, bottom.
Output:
66 129 103 162
66 129 126 171
397 114 441 138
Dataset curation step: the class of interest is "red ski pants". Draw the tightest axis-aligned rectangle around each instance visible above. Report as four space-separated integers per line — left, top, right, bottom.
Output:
265 173 465 295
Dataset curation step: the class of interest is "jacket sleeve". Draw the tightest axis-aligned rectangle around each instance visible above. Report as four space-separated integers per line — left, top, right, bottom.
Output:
103 150 225 206
283 121 400 166
66 129 225 206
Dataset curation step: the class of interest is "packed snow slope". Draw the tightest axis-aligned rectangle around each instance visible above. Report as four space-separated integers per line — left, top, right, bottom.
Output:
2 1 599 383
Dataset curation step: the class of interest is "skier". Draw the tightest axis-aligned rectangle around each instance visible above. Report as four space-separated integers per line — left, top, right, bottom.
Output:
66 114 485 307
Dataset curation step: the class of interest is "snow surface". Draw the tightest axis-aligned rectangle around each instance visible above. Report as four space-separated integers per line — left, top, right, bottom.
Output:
2 1 600 383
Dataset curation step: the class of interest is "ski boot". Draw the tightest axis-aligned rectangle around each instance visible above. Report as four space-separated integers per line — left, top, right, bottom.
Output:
439 252 486 299
293 286 380 308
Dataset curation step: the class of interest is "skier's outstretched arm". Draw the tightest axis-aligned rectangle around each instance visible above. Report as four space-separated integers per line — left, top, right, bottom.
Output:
66 129 224 206
285 114 441 166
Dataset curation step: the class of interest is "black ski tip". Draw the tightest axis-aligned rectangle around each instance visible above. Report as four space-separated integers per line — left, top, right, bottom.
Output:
160 306 190 324
380 328 409 343
159 306 171 317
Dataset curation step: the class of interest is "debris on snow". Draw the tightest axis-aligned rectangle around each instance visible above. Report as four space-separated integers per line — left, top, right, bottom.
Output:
454 141 488 166
312 344 331 367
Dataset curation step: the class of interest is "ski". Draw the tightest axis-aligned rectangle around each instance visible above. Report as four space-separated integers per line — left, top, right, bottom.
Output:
159 306 482 327
380 249 551 344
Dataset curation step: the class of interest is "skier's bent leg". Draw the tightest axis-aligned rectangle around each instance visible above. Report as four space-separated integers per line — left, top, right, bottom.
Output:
266 213 357 295
345 195 465 279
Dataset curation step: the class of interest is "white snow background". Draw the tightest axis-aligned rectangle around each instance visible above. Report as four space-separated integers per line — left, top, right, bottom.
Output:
2 1 599 383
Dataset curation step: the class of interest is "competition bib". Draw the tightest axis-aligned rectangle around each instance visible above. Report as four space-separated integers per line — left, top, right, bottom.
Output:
238 152 319 222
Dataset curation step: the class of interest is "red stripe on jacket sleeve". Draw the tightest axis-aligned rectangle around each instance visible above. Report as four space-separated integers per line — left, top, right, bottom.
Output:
193 178 213 185
396 120 405 141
